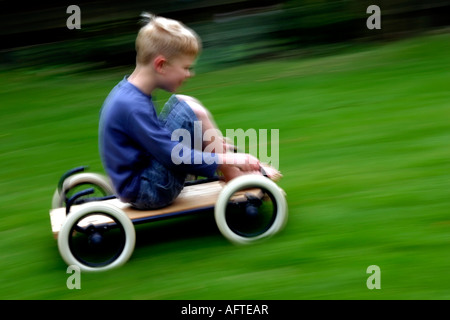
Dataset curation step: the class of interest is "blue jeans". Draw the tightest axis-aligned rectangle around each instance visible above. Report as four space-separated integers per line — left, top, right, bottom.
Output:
130 95 197 210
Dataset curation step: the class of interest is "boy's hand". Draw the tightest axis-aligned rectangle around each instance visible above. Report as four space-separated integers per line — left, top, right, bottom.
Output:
219 153 260 172
218 153 261 182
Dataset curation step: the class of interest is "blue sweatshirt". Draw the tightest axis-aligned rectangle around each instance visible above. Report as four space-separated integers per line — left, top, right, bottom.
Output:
99 78 218 202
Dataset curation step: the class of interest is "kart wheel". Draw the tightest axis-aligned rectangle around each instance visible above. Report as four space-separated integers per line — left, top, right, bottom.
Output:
52 173 114 209
58 202 135 272
215 175 288 245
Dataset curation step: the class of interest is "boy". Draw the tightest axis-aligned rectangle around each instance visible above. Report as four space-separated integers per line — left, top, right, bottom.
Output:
99 13 279 210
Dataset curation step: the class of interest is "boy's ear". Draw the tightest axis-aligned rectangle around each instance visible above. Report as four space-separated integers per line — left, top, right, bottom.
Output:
153 55 167 74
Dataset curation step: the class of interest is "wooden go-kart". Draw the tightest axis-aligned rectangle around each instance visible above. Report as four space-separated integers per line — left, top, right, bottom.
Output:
50 166 288 272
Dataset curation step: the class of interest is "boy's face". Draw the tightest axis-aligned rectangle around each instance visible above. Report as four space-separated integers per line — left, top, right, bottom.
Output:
158 54 196 93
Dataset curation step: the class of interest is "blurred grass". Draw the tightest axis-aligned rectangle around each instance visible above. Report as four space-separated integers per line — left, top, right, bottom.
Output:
0 32 449 299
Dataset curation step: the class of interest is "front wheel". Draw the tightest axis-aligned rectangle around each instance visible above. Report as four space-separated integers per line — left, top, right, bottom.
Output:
214 175 288 245
57 202 135 272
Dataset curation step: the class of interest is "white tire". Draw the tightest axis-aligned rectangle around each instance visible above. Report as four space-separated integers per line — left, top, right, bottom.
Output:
58 202 135 272
215 175 288 245
52 173 114 209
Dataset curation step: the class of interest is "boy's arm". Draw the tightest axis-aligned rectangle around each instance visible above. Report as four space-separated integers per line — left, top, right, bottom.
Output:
128 108 218 177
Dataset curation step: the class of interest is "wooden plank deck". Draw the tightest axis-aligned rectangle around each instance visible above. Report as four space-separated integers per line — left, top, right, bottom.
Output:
50 180 262 238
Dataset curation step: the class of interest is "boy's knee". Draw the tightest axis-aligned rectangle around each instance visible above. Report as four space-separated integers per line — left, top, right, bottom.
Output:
176 94 201 105
177 95 209 120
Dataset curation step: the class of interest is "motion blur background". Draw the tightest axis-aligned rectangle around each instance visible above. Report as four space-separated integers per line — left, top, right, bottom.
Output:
1 0 449 300
1 0 449 71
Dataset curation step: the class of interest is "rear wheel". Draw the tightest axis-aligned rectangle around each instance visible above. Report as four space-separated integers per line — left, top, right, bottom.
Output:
52 173 114 209
58 202 135 272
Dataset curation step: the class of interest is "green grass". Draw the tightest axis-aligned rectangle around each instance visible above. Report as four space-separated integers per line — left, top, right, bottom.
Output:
1 32 449 299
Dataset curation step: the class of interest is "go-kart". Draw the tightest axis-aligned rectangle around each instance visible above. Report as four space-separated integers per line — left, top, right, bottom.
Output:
49 166 288 272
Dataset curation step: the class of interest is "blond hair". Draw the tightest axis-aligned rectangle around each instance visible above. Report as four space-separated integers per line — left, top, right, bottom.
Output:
135 13 201 65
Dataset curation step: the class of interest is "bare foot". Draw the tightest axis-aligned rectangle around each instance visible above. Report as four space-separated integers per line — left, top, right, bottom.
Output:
261 164 283 182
